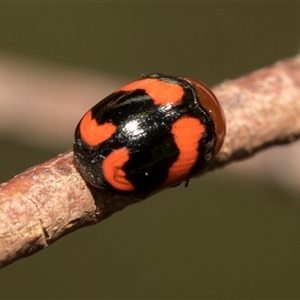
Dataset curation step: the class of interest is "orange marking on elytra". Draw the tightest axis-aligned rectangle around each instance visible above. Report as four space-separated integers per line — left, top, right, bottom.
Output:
118 78 184 106
80 111 117 147
103 148 136 192
163 117 205 187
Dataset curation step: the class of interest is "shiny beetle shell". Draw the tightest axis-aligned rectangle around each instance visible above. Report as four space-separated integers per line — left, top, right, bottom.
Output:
73 73 226 195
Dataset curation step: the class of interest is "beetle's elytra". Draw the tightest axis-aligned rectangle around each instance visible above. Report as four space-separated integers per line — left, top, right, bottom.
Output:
73 73 226 195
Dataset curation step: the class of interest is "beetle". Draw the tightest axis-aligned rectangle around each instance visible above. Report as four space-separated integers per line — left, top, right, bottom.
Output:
73 73 225 195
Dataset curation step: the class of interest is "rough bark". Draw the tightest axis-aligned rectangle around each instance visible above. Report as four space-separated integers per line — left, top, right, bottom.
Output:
1 56 300 268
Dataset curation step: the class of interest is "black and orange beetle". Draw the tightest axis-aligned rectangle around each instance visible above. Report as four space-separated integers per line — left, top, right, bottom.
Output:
73 73 226 195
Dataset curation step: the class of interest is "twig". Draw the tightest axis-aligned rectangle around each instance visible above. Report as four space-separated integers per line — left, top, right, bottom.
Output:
1 56 300 268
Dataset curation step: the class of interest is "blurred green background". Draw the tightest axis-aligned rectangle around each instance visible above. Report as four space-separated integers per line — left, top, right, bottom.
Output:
1 2 300 299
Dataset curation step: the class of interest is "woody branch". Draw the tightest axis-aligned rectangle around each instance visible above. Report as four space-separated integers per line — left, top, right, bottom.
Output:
1 55 300 268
